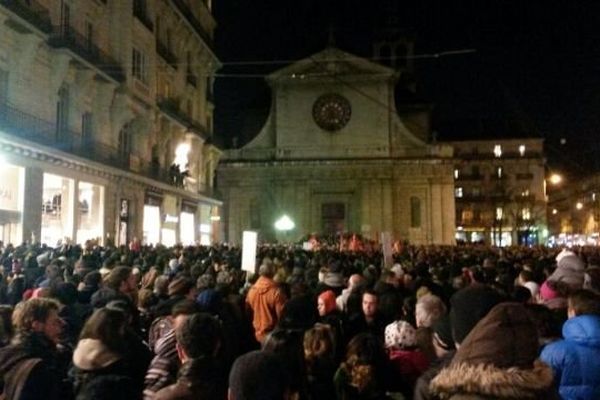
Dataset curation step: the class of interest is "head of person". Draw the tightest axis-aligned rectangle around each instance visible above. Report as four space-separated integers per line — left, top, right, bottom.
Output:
79 307 129 354
106 266 137 295
415 293 447 328
258 261 276 279
342 333 387 394
11 298 63 344
384 320 417 350
362 290 378 321
317 290 337 317
449 286 503 346
175 312 222 363
303 323 336 368
228 350 291 400
171 299 200 329
567 289 600 319
168 276 197 300
348 274 364 289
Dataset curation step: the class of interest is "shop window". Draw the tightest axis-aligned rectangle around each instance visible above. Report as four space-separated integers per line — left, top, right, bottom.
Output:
76 181 104 245
42 173 74 246
180 211 195 245
132 47 148 84
410 197 421 228
143 204 160 245
0 162 24 245
455 187 463 198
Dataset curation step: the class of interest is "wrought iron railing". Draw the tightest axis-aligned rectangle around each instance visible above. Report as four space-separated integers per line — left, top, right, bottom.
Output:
157 96 208 139
0 0 52 33
0 102 178 186
48 25 125 82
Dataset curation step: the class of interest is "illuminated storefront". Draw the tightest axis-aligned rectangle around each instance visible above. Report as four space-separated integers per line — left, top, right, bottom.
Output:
41 173 74 247
180 199 197 246
76 181 104 244
162 195 178 247
143 192 162 245
0 161 24 245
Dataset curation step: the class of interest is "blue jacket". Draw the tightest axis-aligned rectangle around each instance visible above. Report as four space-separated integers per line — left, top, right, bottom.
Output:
541 314 600 400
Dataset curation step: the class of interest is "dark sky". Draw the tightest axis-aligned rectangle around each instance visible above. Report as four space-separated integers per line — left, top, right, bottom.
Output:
212 0 600 177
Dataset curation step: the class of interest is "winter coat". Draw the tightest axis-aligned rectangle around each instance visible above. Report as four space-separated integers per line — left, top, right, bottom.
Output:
430 302 558 400
143 329 179 400
245 276 286 342
387 348 429 396
70 338 139 400
153 357 221 400
0 333 65 400
540 314 600 400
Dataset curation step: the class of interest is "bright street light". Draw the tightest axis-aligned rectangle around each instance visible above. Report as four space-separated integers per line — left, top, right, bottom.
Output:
274 215 295 231
576 202 583 210
549 174 562 185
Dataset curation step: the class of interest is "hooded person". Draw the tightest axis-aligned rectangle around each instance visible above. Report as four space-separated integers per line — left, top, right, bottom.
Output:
430 302 558 400
548 250 585 289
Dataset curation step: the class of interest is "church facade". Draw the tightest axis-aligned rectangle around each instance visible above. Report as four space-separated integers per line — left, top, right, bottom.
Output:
217 47 456 245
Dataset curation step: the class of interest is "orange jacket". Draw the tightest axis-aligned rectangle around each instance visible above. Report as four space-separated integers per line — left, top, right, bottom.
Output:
245 276 287 342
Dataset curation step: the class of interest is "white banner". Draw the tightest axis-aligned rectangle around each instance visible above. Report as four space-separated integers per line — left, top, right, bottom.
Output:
241 231 258 273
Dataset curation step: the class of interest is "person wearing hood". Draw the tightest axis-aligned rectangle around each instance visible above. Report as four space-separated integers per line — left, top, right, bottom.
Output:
245 261 287 343
540 289 600 400
430 302 558 400
0 298 67 400
71 307 140 400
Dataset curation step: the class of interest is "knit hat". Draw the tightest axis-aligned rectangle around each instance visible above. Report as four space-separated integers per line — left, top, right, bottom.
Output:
167 276 193 297
229 351 290 400
196 289 222 314
549 252 585 288
449 286 503 344
385 320 417 349
318 290 337 315
539 280 558 301
323 272 344 288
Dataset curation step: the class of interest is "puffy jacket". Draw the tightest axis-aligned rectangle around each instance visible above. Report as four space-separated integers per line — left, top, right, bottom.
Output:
245 276 286 342
541 314 600 400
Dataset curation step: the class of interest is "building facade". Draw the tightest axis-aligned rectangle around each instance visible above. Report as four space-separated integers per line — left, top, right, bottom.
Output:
0 0 221 247
448 139 547 246
217 47 456 245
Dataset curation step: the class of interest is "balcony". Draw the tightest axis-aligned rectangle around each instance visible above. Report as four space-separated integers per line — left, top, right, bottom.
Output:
156 39 178 69
456 173 483 181
157 96 208 139
186 71 197 87
516 172 534 180
170 0 214 51
48 25 124 83
0 0 52 34
133 6 154 32
0 101 180 186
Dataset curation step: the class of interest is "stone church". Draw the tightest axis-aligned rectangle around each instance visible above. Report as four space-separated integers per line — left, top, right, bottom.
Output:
217 46 456 244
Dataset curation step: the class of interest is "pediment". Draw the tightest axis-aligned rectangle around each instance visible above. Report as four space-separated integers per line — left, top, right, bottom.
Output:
267 47 397 84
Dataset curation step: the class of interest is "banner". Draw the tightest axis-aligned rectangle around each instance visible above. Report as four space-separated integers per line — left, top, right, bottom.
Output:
241 231 258 273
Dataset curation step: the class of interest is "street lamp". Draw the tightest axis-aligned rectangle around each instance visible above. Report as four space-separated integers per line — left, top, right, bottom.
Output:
549 174 562 185
274 215 295 243
576 202 583 210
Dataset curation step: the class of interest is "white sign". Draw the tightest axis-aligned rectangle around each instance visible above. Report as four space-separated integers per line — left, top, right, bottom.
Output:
241 231 258 273
381 231 393 269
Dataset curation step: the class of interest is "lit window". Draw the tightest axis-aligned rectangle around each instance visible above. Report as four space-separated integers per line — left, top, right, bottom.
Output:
521 189 530 197
496 167 503 178
593 193 597 202
552 209 558 215
174 143 190 171
496 207 503 220
455 187 463 198
519 145 526 156
522 208 531 220
454 168 459 179
493 144 502 158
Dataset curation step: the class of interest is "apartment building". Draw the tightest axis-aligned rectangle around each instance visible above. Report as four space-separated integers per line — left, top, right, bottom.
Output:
0 0 221 247
448 138 547 246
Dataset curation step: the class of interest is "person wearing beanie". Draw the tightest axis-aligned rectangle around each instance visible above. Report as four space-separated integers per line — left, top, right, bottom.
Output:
384 320 429 397
449 285 503 346
541 289 600 400
430 303 558 399
549 251 585 289
228 350 291 400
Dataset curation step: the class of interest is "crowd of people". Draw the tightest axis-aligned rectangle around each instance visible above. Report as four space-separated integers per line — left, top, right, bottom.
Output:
0 238 599 399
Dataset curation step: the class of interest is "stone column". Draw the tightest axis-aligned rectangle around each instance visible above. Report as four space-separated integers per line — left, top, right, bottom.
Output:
22 167 43 244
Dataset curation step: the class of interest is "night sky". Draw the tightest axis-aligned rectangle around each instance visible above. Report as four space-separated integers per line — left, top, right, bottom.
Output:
212 0 600 177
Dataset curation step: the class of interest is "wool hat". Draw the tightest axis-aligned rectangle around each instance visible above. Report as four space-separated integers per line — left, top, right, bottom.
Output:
549 252 585 288
318 290 337 315
385 320 417 349
229 351 290 400
539 280 559 301
449 286 503 345
196 288 221 314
